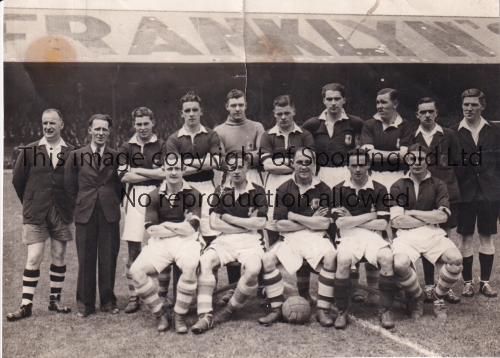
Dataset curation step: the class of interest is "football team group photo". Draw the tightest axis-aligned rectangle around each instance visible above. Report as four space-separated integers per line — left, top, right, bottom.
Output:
5 82 499 343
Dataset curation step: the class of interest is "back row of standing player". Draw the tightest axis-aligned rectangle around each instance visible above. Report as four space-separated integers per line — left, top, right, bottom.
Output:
7 84 498 332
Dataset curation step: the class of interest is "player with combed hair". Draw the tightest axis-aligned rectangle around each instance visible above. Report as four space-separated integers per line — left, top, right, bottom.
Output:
118 107 173 314
332 148 396 329
129 155 203 333
7 109 75 321
391 144 463 321
451 89 500 298
358 88 414 306
260 95 317 305
258 148 337 327
302 83 363 188
412 97 462 304
213 89 266 304
191 152 268 334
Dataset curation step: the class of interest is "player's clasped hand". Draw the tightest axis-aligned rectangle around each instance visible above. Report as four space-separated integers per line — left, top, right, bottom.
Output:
313 207 329 217
331 207 351 217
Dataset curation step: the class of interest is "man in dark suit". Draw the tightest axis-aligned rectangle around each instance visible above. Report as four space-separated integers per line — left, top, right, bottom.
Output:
7 109 75 321
451 89 500 298
64 114 124 317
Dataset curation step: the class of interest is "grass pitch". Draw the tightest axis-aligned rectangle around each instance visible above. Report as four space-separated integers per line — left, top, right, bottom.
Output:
3 172 500 357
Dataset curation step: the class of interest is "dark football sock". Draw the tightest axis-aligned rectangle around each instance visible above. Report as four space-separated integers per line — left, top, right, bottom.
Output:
422 257 435 286
378 275 397 311
334 278 352 312
479 253 494 282
462 256 473 282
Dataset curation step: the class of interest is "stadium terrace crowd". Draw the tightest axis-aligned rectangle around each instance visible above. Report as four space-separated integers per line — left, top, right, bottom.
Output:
6 85 499 334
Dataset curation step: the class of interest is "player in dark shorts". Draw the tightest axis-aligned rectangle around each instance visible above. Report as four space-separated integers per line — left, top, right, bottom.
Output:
332 148 396 329
7 109 74 321
259 95 317 305
451 89 500 298
412 98 462 304
391 144 463 321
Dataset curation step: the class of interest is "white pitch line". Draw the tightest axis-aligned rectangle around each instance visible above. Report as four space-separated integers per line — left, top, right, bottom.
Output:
3 210 18 233
349 315 441 357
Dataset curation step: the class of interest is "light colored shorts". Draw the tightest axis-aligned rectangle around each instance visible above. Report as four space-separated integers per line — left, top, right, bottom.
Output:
122 185 158 242
271 229 336 275
188 180 221 237
22 204 74 245
264 173 293 231
140 233 201 273
207 232 265 267
318 166 350 189
392 225 458 265
337 227 390 267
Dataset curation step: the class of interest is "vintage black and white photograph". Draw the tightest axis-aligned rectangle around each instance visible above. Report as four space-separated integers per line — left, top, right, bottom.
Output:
2 0 500 356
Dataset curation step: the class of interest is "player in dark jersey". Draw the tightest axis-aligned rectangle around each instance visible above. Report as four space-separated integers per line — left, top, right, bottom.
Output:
118 107 172 314
391 145 463 321
451 89 500 298
412 98 462 304
258 148 337 327
302 83 363 188
259 95 317 305
192 152 268 334
332 148 396 329
129 154 203 333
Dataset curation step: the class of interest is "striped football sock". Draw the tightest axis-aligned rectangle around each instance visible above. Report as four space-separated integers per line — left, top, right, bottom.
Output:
197 273 216 315
174 276 197 315
125 264 136 299
334 278 351 312
396 266 422 299
436 264 462 298
49 264 66 301
317 267 335 310
296 265 310 294
365 263 380 289
22 268 40 306
135 276 163 316
158 266 171 298
263 269 285 308
378 274 397 311
228 275 258 311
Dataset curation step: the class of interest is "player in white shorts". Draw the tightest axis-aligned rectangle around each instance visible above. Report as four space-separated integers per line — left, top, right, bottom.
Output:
332 148 396 330
129 155 203 333
191 153 268 334
391 144 463 321
257 148 337 327
118 107 172 314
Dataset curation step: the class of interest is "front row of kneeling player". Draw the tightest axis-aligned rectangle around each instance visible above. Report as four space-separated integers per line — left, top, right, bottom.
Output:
133 146 463 333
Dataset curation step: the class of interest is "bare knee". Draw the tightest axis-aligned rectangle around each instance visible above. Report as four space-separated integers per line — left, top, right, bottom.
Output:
199 254 217 274
442 248 463 266
26 245 45 269
244 256 262 278
377 248 393 268
262 253 278 272
336 251 352 276
129 262 147 283
393 254 410 274
179 263 199 281
322 251 337 271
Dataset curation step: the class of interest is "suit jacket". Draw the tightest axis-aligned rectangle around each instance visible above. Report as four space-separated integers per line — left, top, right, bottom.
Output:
451 121 500 202
64 144 124 224
413 127 462 204
12 140 75 225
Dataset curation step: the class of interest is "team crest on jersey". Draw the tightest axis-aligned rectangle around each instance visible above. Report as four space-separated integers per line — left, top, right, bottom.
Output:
311 198 320 210
246 141 254 151
396 138 400 149
345 134 352 145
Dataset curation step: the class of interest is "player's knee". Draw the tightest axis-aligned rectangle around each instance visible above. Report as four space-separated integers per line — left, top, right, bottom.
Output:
262 253 277 272
393 254 410 273
322 251 337 270
129 262 146 283
335 251 351 274
199 256 216 274
377 249 393 268
179 261 199 279
244 257 262 277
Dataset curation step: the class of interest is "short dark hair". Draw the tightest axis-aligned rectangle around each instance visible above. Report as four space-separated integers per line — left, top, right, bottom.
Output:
88 114 113 128
347 148 370 166
273 95 294 109
321 83 347 99
180 91 202 107
377 88 399 103
131 107 154 121
226 89 246 103
43 108 63 121
461 88 486 106
416 97 437 111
